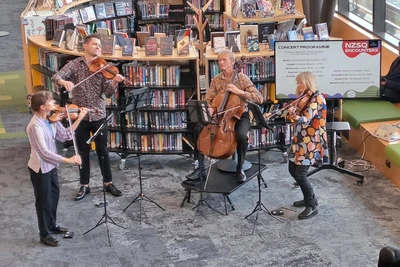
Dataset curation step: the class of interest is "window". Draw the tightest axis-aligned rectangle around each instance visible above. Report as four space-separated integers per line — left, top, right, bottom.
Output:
337 0 399 46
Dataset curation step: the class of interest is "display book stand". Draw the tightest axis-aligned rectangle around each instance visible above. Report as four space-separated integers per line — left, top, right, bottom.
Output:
83 112 126 247
245 102 283 233
121 87 166 224
183 99 224 217
305 100 364 186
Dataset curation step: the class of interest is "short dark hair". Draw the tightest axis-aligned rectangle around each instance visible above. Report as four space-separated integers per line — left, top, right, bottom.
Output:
30 91 53 112
84 34 101 44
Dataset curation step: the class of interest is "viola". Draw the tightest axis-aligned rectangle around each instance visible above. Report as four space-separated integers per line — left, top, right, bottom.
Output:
88 57 131 86
48 104 94 123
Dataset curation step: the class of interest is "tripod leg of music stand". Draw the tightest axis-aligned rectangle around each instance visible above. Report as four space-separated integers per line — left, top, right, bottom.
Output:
142 195 165 211
83 217 106 235
123 194 141 212
226 196 235 211
106 215 126 229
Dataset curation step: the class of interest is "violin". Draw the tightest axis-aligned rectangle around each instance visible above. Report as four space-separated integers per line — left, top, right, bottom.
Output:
48 104 94 123
88 57 131 86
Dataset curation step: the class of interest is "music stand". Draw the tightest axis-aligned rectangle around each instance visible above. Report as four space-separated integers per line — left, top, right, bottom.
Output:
83 114 126 247
122 87 165 224
186 100 223 217
245 103 283 233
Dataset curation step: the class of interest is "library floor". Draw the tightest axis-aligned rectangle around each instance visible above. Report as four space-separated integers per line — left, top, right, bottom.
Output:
0 108 400 267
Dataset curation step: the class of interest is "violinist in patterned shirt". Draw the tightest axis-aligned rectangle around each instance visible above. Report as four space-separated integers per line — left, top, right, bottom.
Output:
286 71 329 220
51 34 124 201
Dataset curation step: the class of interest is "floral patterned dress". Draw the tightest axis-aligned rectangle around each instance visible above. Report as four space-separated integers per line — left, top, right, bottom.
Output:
288 92 329 166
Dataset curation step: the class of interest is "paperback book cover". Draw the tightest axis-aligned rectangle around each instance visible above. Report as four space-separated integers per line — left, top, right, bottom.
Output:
231 0 241 18
315 22 329 40
256 0 274 18
247 36 259 52
94 3 107 19
64 29 76 50
145 37 158 56
136 31 150 47
226 31 241 52
282 0 295 14
122 38 136 56
160 36 173 56
101 35 116 55
241 0 257 18
302 26 315 40
258 22 275 44
239 24 258 46
51 29 65 48
104 2 116 18
177 35 189 55
287 30 298 40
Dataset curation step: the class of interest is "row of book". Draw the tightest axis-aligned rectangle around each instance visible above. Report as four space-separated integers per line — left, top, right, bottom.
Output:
186 0 221 11
247 124 292 148
37 48 75 72
138 23 182 37
149 89 187 108
255 83 274 102
121 64 182 87
209 58 275 81
231 0 294 18
65 0 134 25
123 132 187 152
124 111 188 130
137 2 171 19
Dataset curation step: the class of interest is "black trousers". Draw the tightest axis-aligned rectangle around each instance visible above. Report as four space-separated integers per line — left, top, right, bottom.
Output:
193 112 250 171
381 86 400 103
288 160 317 208
29 167 59 238
75 119 112 185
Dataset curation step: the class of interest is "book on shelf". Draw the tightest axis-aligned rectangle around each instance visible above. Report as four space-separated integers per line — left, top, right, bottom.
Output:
51 29 65 48
76 24 88 37
241 0 257 18
239 24 258 46
122 38 136 56
177 35 189 55
76 35 85 52
247 36 259 52
114 31 128 46
136 31 150 47
94 3 107 20
231 0 241 17
160 36 173 56
315 22 329 40
174 29 190 48
302 26 315 40
84 6 97 22
96 27 111 36
256 0 274 18
145 37 158 56
287 30 298 40
154 32 166 48
101 35 116 55
276 19 295 41
258 22 275 44
64 29 76 50
226 31 241 53
115 0 133 16
104 2 116 18
282 0 295 14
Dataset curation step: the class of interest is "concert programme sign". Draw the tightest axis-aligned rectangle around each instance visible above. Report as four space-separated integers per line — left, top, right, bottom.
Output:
274 40 381 99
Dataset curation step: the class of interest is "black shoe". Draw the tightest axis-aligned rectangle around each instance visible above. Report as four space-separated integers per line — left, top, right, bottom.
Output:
40 235 60 247
298 206 318 220
74 186 90 201
105 183 123 197
186 168 206 181
182 178 201 187
51 226 68 234
236 168 247 183
293 198 319 207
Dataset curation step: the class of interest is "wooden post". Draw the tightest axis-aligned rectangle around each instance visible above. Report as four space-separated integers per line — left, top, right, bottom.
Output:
186 0 213 67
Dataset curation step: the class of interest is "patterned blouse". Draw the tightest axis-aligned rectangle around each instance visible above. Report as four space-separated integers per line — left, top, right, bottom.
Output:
289 92 329 166
205 72 263 107
51 57 117 122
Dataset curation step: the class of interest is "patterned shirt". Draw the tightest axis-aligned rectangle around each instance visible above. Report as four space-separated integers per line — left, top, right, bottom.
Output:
205 72 263 108
27 115 73 173
289 92 329 165
51 57 117 122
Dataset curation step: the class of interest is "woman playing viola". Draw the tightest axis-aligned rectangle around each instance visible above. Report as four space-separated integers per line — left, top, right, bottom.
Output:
27 91 88 246
286 71 329 220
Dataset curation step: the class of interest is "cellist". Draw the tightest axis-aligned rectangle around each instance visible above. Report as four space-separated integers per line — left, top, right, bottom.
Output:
184 50 263 185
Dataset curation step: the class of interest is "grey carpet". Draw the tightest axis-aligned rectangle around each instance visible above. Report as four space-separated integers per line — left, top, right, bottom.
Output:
1 109 400 267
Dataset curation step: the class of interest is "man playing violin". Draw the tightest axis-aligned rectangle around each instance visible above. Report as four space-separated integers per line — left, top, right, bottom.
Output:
184 49 263 185
286 71 328 220
51 34 124 200
27 91 88 246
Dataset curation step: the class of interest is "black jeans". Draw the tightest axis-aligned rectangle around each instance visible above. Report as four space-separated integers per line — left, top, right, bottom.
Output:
288 160 317 208
29 167 59 238
193 112 250 171
75 119 112 185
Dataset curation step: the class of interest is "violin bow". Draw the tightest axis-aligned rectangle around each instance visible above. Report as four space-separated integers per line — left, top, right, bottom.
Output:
65 105 82 169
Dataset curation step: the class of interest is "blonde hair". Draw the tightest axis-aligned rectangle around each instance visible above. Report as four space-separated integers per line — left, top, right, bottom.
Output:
295 71 318 95
217 49 235 62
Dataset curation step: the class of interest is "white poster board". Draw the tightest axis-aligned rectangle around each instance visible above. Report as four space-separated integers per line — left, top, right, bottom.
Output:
274 40 381 99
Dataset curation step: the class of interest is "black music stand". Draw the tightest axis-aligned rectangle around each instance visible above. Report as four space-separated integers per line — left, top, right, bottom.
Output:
186 100 223 217
245 103 283 233
122 87 165 224
83 113 126 247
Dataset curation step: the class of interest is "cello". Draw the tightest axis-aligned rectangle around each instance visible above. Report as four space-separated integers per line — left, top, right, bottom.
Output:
197 65 245 159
